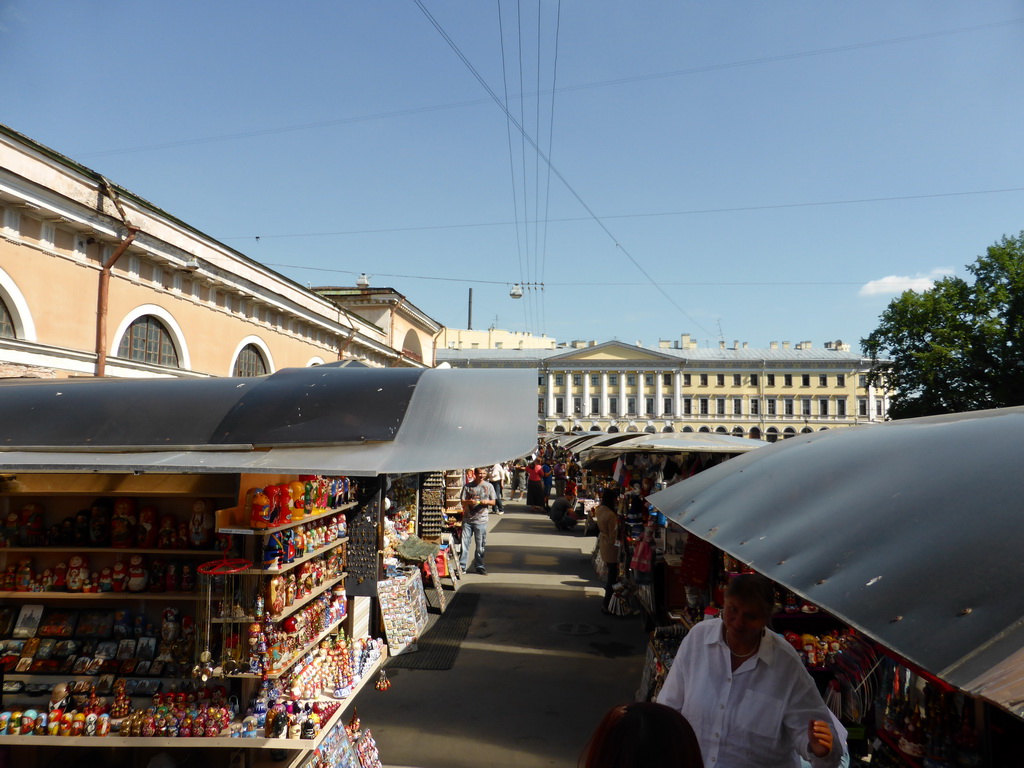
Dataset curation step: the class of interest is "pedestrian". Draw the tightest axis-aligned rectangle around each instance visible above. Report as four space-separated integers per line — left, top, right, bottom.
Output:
553 460 567 499
541 458 554 509
510 457 527 500
579 701 703 768
525 457 546 513
548 489 579 532
657 573 842 768
595 487 620 615
488 461 509 514
459 467 497 575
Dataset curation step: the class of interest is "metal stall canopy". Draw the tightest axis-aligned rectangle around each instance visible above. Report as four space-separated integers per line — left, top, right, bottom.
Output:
0 366 538 476
580 432 764 463
644 406 1024 720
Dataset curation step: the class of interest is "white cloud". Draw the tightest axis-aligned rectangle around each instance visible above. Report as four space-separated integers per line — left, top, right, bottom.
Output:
859 268 955 297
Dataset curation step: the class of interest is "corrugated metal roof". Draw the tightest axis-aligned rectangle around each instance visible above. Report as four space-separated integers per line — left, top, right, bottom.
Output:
646 406 1024 720
0 367 538 476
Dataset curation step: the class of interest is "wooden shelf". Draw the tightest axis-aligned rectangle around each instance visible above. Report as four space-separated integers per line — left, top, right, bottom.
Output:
226 614 347 680
212 573 346 625
0 473 238 498
220 502 356 537
0 547 224 557
238 537 348 576
0 590 198 601
0 655 382 749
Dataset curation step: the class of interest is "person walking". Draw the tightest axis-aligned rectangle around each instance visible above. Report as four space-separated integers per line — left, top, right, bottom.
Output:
595 487 621 615
553 460 567 499
459 467 497 575
510 457 527 500
526 457 547 513
488 461 510 514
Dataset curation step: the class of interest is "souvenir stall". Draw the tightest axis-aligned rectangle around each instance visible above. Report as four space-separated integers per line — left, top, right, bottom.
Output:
646 407 1024 767
0 365 536 768
579 434 763 625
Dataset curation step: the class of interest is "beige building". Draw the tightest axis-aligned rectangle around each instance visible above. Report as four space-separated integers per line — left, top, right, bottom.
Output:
0 124 438 379
437 327 558 351
438 333 888 441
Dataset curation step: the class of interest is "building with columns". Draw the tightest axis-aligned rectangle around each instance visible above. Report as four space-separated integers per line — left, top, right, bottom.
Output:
437 334 888 441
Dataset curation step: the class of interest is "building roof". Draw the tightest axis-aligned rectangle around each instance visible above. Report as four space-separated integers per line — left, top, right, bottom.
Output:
437 340 872 367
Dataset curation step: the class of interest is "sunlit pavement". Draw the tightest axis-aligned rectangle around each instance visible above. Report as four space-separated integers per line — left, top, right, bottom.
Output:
356 499 647 768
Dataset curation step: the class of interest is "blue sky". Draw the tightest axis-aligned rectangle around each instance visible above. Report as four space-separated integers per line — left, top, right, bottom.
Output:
3 2 1023 353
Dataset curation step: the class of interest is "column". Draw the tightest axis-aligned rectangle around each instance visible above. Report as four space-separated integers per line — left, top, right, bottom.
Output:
619 371 627 420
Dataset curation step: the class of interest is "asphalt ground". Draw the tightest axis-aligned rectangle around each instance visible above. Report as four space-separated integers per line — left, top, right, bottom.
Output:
354 498 648 768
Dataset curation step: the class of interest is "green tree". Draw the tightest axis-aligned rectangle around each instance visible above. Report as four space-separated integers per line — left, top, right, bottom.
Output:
862 231 1024 419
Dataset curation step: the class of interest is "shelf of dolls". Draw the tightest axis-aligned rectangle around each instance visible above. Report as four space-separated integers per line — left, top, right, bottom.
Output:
247 653 383 768
0 651 386 752
226 615 347 681
238 536 349 577
0 591 198 601
211 574 346 626
221 501 357 538
0 547 223 557
0 473 238 498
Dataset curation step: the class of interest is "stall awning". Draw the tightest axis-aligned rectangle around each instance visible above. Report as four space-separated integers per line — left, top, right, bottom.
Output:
581 432 763 462
645 406 1024 720
0 366 538 476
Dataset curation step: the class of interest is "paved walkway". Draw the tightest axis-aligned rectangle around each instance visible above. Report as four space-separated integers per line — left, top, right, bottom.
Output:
355 499 648 768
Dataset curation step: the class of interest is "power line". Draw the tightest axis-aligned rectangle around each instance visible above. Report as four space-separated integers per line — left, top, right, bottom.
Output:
75 17 1024 159
267 261 872 288
225 185 1024 241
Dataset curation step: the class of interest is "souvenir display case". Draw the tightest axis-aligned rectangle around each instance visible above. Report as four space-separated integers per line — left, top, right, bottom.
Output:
0 470 385 768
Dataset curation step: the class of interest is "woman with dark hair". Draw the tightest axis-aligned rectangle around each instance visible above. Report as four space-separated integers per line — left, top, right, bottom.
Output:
595 487 621 615
579 701 702 768
525 456 547 513
657 573 841 768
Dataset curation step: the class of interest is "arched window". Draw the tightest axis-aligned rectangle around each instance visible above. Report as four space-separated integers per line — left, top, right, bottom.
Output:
116 316 179 367
0 297 14 339
234 344 268 377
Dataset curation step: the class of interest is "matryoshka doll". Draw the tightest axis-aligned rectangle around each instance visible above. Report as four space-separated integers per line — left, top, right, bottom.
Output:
136 505 159 548
157 514 177 549
289 481 306 519
111 560 127 592
110 498 136 548
189 499 215 549
66 554 89 592
127 554 148 592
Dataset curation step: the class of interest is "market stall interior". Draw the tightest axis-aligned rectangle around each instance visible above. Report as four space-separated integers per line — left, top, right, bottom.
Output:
645 405 1024 766
0 365 535 768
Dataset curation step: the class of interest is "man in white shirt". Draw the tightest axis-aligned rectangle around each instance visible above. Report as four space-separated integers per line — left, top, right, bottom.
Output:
657 574 842 768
